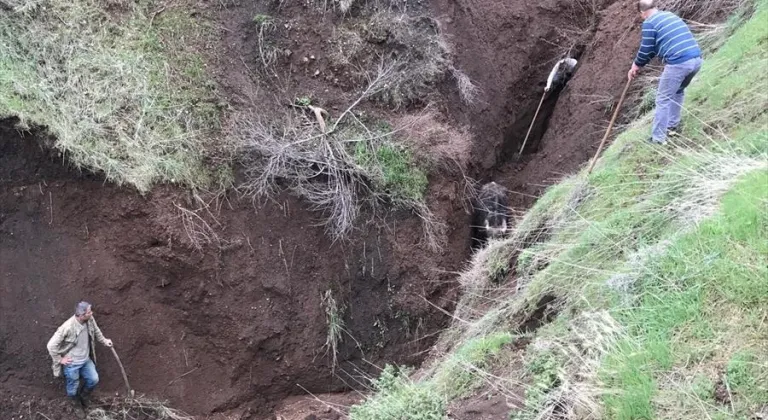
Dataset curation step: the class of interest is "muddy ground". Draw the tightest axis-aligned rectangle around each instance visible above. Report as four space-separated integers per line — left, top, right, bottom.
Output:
0 0 644 419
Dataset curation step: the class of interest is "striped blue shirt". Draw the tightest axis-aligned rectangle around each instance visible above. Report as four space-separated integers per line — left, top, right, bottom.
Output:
634 11 701 66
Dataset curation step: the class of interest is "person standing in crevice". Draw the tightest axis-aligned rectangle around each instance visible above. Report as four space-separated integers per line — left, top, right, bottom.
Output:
47 301 113 418
628 0 702 145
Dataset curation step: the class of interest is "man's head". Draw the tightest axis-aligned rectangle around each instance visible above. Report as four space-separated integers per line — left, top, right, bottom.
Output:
75 301 93 323
637 0 658 18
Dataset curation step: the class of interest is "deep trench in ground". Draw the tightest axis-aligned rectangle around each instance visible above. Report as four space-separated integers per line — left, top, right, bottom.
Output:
0 0 642 418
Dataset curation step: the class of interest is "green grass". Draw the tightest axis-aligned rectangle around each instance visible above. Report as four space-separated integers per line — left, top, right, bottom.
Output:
0 1 229 192
353 137 428 203
432 332 513 398
350 333 512 418
349 2 768 419
349 365 445 420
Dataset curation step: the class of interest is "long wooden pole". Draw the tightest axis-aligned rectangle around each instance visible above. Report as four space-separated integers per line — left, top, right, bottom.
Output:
587 79 632 174
518 90 548 158
110 346 135 398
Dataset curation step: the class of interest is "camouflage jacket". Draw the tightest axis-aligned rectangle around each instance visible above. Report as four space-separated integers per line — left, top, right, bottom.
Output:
46 315 108 377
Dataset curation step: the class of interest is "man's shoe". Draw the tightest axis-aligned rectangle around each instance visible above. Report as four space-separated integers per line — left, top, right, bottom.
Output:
648 137 667 145
667 126 680 137
68 396 86 419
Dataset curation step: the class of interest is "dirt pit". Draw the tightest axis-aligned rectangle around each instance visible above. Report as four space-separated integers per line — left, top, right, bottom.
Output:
0 120 466 418
1 0 647 418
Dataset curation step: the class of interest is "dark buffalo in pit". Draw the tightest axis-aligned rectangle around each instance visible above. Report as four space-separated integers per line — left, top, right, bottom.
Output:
471 182 511 249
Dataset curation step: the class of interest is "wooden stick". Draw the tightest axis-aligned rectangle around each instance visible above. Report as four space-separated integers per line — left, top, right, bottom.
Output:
587 79 632 174
518 90 548 158
110 346 134 398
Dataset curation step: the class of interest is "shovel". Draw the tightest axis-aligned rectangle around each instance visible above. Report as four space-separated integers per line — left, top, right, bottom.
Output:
110 346 135 398
587 78 632 174
517 90 548 160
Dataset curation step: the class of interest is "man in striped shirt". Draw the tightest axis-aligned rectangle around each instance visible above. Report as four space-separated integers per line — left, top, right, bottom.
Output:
628 0 702 144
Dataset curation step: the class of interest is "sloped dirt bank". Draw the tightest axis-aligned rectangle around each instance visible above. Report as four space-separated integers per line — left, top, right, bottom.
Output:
0 119 468 418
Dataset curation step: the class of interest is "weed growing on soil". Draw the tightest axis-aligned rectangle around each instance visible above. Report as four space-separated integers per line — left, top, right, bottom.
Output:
432 332 513 399
350 2 768 418
253 14 280 76
321 289 346 370
0 1 229 192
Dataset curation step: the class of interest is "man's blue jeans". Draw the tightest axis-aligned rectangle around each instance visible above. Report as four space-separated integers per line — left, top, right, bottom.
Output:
63 359 99 397
652 56 703 142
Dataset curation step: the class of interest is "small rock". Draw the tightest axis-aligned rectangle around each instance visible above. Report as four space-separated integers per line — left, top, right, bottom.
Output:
313 69 320 77
310 55 316 60
284 49 293 57
302 56 309 63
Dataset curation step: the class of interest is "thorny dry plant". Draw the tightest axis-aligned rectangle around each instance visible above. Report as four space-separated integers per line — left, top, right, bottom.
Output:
236 62 446 250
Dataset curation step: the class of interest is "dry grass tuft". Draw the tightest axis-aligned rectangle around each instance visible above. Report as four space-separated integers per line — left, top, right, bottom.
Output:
660 0 749 22
87 396 192 420
666 154 767 228
365 11 453 108
394 108 473 173
253 14 281 77
451 67 481 105
321 289 345 370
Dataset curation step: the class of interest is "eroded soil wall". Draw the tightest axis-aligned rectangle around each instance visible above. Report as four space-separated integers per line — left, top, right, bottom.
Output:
0 120 466 417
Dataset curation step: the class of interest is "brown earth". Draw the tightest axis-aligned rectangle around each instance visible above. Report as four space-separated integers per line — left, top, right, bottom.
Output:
0 0 649 419
0 120 466 419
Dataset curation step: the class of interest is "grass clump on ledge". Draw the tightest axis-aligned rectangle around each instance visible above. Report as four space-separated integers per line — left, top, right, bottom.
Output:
0 1 229 192
353 140 428 203
350 332 513 419
349 1 768 419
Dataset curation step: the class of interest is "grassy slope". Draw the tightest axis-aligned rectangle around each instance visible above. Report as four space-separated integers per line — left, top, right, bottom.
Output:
350 2 768 419
0 1 435 239
0 1 228 192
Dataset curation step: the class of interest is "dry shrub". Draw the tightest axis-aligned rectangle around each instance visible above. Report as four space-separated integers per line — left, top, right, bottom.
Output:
658 0 748 22
365 10 453 108
235 110 368 240
329 26 365 67
393 108 473 174
234 65 444 248
331 9 477 108
87 396 192 420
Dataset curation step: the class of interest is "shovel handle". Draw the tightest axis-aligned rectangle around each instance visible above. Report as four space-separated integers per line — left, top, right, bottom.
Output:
110 346 133 397
587 78 632 174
